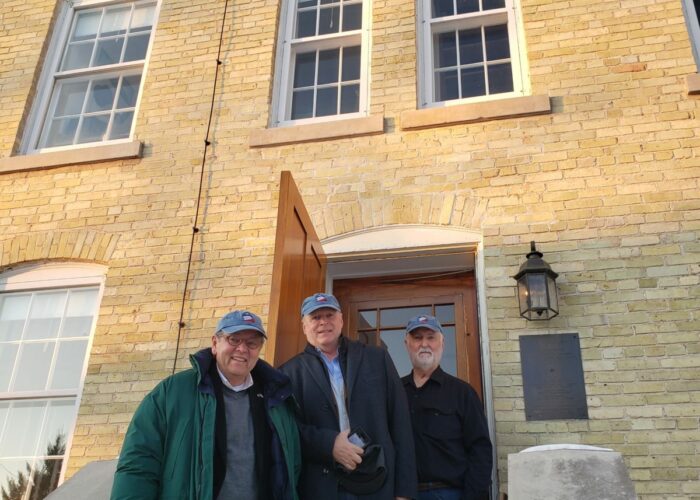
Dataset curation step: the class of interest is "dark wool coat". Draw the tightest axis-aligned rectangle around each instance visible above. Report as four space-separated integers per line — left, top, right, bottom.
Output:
280 337 417 500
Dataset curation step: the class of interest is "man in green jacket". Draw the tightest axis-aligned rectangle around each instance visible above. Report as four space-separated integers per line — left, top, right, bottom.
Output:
111 310 300 500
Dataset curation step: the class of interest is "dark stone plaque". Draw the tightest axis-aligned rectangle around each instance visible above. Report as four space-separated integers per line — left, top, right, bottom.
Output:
519 333 588 421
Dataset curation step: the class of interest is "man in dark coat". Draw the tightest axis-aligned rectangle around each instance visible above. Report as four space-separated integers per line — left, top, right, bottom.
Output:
280 293 417 500
402 314 492 500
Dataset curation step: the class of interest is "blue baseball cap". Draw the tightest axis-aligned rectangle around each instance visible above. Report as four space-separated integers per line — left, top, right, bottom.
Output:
405 314 443 335
301 293 341 317
216 310 267 338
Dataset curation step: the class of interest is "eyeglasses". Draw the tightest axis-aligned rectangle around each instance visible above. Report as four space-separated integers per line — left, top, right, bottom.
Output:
219 334 264 350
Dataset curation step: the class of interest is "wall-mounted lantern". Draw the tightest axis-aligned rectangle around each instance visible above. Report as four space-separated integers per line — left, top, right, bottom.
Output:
513 241 559 320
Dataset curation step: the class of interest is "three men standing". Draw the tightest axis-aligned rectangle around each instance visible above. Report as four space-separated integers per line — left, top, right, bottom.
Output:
111 310 300 500
402 314 493 500
280 293 417 500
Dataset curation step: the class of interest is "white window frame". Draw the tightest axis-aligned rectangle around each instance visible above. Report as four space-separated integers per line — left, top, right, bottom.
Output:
20 0 160 155
0 263 107 491
682 0 700 67
271 0 372 127
417 0 529 108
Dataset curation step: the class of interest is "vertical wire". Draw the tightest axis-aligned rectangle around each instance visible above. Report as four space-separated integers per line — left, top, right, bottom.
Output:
172 0 231 374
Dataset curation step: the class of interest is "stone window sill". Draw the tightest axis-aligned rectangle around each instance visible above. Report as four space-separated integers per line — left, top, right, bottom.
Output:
687 73 700 95
249 115 384 148
0 140 143 174
400 95 551 130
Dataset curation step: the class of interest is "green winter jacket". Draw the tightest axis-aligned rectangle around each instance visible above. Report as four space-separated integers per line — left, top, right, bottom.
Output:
111 349 300 500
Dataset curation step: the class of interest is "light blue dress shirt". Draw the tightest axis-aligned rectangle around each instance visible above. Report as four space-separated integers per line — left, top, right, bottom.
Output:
319 349 351 432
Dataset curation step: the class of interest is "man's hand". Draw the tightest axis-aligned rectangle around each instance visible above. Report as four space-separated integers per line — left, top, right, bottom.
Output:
332 429 364 471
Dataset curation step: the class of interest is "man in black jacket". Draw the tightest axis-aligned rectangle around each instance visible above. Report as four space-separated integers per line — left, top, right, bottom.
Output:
402 314 492 500
281 293 417 500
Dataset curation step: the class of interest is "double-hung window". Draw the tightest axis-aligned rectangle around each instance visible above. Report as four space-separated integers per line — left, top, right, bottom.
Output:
0 265 104 499
273 0 370 125
418 0 526 107
23 0 157 153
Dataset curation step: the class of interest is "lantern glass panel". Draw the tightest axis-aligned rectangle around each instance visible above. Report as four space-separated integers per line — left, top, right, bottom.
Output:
517 276 529 315
547 274 558 313
527 273 548 311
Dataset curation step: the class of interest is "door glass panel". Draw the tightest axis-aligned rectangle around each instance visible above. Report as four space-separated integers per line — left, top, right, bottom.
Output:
435 304 455 324
441 325 457 376
380 306 431 328
358 309 376 329
379 328 412 377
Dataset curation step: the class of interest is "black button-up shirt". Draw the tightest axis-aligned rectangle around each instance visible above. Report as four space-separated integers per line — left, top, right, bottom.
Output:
402 366 492 500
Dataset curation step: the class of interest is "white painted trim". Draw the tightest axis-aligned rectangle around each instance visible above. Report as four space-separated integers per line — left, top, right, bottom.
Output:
323 224 482 255
682 0 700 67
0 262 107 488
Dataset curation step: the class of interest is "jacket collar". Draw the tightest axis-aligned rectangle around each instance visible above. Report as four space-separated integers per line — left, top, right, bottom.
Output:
190 348 294 406
302 336 365 404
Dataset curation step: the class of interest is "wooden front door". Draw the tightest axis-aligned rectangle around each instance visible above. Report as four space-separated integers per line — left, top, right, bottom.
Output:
333 271 483 399
268 171 326 367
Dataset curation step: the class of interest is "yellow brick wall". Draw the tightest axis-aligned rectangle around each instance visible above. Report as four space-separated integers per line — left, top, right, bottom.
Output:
1 0 699 498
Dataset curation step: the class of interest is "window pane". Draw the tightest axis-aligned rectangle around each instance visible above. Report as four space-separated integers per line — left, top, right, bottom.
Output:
14 343 55 392
379 329 412 377
38 400 75 458
435 304 455 324
298 0 316 8
318 6 340 35
131 3 156 32
435 32 457 68
293 51 316 88
54 82 88 117
117 75 142 108
44 118 79 147
26 292 66 341
483 0 505 9
341 45 360 81
124 33 150 62
456 0 479 14
63 289 97 338
461 66 486 97
488 62 513 94
61 42 95 71
441 326 457 376
340 84 359 113
94 38 124 66
459 28 483 65
485 24 510 60
0 295 31 342
28 458 63 499
0 459 34 499
380 306 432 328
291 89 314 119
296 9 317 38
432 0 454 18
435 69 459 101
316 87 338 116
318 48 339 84
71 11 100 42
85 78 118 113
100 6 130 37
0 401 46 456
50 341 88 390
342 2 362 31
0 344 19 392
77 114 110 144
109 111 135 140
358 310 377 329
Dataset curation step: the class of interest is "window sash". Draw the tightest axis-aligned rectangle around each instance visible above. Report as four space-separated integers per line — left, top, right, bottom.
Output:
273 0 370 125
418 0 524 107
22 0 157 154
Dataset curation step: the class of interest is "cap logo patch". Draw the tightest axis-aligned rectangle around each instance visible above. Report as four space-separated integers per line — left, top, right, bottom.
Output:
316 296 327 302
419 316 428 323
243 314 254 322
